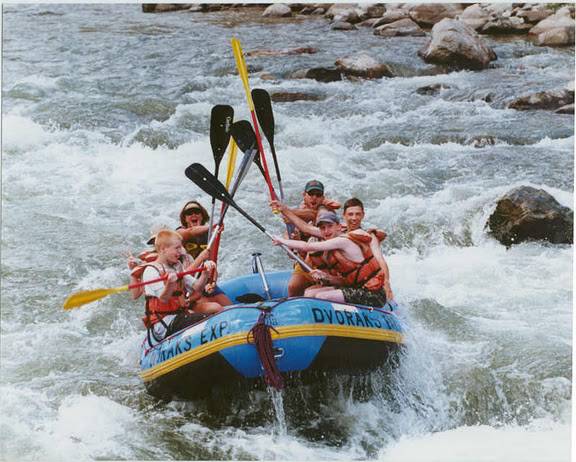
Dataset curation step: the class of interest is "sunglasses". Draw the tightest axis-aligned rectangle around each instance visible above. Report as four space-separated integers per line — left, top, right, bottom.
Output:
184 208 202 216
306 191 323 198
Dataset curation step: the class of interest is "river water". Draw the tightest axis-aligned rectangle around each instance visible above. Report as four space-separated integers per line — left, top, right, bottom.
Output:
1 4 573 461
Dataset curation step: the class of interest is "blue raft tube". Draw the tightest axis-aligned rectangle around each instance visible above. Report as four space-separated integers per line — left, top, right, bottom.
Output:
139 256 405 400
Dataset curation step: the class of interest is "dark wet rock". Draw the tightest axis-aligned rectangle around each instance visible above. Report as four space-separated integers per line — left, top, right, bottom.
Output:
536 26 575 46
325 4 360 23
481 16 532 34
458 4 490 31
305 67 343 82
374 18 426 37
300 6 317 15
263 4 292 17
332 21 358 31
488 186 573 246
373 9 411 27
335 53 394 79
142 4 191 13
409 3 464 26
416 83 451 95
418 19 497 70
529 8 576 46
364 4 387 19
508 88 574 111
287 69 309 79
270 92 325 102
246 47 318 57
516 5 554 24
555 103 575 114
259 73 277 81
466 135 496 148
359 18 381 27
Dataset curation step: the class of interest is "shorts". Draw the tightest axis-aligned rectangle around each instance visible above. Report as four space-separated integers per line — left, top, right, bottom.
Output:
341 287 387 308
165 311 207 337
202 284 224 297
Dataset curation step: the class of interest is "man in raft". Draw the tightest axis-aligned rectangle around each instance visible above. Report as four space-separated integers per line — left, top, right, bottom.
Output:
272 210 389 308
274 180 340 296
141 229 223 345
272 197 393 301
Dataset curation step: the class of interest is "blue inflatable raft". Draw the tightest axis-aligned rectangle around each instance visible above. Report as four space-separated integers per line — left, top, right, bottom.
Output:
139 270 404 399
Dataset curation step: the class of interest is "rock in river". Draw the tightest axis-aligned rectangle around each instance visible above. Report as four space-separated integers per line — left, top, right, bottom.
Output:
488 186 574 246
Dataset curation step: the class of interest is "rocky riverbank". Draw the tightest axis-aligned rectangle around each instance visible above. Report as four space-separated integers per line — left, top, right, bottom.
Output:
140 3 574 246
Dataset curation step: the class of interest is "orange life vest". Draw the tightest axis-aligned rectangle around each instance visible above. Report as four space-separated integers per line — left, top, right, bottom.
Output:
141 262 188 328
324 231 384 291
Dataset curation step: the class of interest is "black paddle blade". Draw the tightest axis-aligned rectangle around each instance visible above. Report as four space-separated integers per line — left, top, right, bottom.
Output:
230 120 265 178
185 162 267 234
230 120 257 154
185 163 234 206
210 105 234 169
252 89 275 145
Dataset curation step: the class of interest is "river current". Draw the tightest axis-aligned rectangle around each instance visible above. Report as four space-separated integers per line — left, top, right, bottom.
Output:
1 4 574 461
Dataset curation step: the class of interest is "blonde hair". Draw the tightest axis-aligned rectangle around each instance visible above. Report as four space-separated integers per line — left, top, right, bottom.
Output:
154 229 182 252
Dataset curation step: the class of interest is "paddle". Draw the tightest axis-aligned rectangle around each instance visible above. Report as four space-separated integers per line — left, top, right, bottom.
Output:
247 90 296 235
184 163 313 272
206 121 260 261
230 120 265 177
63 267 204 310
208 105 234 241
231 38 278 202
252 89 285 201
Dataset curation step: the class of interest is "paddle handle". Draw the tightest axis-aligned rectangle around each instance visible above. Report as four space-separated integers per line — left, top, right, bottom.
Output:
128 267 204 290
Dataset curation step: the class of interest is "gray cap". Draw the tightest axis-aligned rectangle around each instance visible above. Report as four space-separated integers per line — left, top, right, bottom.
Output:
315 210 340 225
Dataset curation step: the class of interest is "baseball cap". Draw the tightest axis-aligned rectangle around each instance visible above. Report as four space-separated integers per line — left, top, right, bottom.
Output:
315 210 339 226
304 180 324 194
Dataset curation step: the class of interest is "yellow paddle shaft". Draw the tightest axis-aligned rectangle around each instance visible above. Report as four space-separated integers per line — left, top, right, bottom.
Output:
231 38 254 111
225 139 238 190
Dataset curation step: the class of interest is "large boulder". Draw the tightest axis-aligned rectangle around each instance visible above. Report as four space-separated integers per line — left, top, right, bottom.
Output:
529 8 575 46
418 19 497 70
516 5 554 24
331 21 357 30
325 3 360 23
555 103 574 114
270 92 325 102
373 8 411 27
508 88 574 111
374 18 425 37
409 3 464 26
262 4 292 17
481 16 532 34
458 4 491 31
335 53 394 79
536 26 575 46
304 67 343 82
142 4 191 13
488 186 573 246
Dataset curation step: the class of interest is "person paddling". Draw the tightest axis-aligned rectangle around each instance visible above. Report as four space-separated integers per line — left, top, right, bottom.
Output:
176 200 210 259
273 196 393 301
141 229 222 346
272 211 388 308
270 180 340 296
175 201 232 307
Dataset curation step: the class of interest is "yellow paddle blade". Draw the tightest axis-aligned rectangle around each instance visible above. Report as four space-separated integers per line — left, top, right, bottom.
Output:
231 38 254 111
63 285 129 310
225 139 238 190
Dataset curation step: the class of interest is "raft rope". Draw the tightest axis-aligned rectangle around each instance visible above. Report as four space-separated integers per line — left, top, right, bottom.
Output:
247 310 284 390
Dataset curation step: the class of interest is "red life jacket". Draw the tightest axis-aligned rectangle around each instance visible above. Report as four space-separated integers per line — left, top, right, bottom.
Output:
141 262 187 328
324 231 384 291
